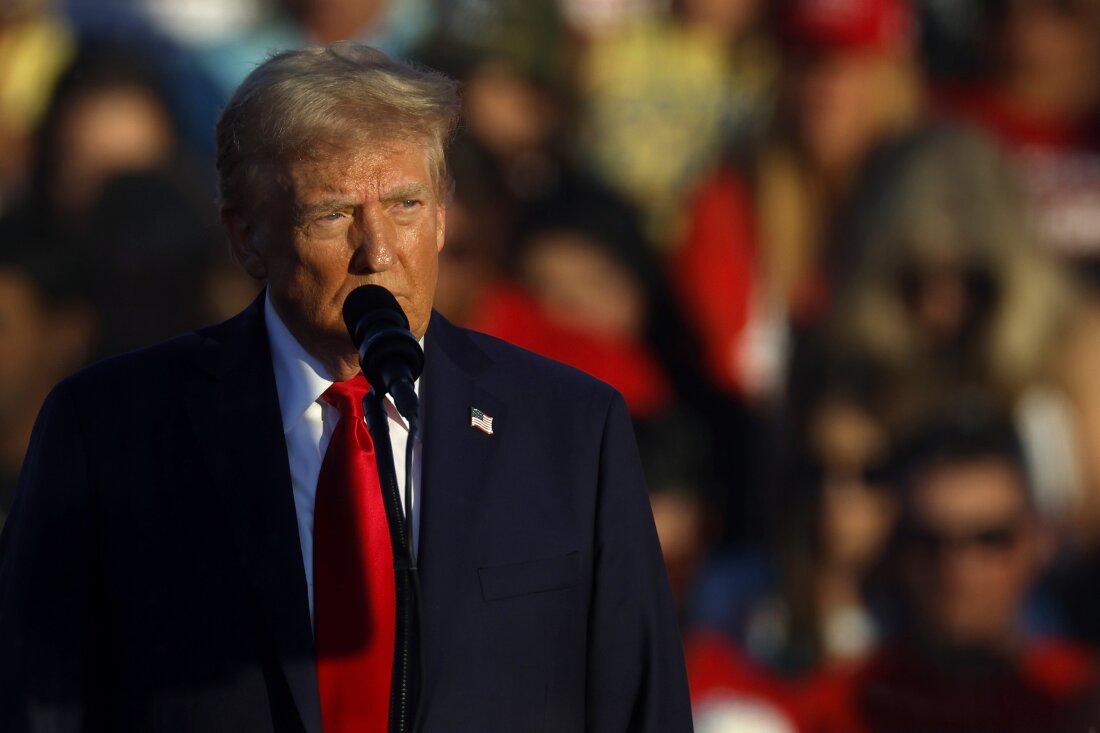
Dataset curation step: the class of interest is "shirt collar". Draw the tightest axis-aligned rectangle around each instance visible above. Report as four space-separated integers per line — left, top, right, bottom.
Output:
264 291 423 433
265 292 334 433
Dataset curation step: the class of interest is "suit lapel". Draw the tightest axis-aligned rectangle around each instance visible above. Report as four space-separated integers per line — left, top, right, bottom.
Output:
418 312 507 572
185 296 323 733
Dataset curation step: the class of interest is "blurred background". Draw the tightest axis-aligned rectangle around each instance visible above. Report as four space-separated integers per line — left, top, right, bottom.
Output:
5 0 1100 729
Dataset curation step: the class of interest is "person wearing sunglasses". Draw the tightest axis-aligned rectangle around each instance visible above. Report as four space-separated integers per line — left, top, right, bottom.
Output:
816 403 1100 732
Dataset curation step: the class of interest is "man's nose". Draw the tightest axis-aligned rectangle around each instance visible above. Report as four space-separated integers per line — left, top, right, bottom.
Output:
351 214 395 272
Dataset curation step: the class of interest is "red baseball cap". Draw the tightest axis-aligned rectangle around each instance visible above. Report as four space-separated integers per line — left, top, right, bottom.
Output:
782 0 913 52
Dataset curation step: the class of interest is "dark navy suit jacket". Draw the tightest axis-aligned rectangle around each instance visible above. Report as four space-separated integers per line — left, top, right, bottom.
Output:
0 296 692 732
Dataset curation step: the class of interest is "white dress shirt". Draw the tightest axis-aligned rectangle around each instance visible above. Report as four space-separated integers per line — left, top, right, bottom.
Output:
264 294 421 624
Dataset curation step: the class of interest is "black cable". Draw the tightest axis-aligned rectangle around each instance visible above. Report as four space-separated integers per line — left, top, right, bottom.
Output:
405 417 417 568
363 390 419 733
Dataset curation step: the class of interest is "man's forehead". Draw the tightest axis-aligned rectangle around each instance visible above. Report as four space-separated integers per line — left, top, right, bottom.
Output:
912 458 1029 522
287 141 434 195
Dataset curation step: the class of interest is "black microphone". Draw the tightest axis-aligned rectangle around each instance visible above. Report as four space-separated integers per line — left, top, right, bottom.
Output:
342 285 424 427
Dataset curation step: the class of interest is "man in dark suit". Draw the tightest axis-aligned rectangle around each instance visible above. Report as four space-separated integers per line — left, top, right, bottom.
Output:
0 44 692 732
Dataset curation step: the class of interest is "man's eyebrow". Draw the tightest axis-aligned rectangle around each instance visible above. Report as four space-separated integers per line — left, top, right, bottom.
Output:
381 182 431 202
295 196 357 218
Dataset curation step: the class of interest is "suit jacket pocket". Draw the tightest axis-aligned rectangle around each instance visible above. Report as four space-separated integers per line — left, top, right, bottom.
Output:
478 551 580 602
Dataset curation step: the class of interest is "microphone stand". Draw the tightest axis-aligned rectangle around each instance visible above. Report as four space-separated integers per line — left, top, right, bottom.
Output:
363 388 421 733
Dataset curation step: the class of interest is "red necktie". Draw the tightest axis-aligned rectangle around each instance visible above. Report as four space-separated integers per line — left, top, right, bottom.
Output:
313 375 395 733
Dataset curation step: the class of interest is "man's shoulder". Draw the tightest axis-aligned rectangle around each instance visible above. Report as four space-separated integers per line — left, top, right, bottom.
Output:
59 305 258 402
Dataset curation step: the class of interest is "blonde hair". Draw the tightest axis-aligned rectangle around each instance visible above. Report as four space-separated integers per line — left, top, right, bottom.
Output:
759 54 922 310
829 124 1076 416
215 43 461 210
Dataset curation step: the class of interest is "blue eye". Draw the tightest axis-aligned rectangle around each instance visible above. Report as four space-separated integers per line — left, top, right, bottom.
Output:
400 200 419 209
321 211 344 222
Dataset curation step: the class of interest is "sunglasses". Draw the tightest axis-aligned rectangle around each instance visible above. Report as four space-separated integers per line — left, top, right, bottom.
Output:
903 520 1025 555
896 264 998 308
1011 0 1098 18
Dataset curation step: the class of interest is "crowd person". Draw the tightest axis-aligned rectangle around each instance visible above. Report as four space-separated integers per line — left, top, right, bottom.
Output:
200 0 435 98
575 0 776 247
927 2 1100 554
428 142 513 327
0 237 94 527
0 41 253 349
823 124 1089 535
817 406 1100 733
82 170 257 361
683 368 897 729
633 406 721 617
934 0 1100 273
0 0 73 214
0 43 692 732
471 181 677 417
58 0 226 161
1 43 182 244
415 0 574 218
666 0 923 400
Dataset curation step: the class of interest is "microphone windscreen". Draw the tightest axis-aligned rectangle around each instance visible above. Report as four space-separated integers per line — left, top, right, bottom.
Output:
342 284 408 343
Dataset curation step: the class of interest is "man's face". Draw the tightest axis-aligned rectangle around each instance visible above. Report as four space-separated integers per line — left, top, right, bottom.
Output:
901 458 1042 651
231 141 446 379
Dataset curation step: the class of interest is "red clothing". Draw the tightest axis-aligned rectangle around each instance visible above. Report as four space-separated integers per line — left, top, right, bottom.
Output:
782 0 913 53
814 638 1100 733
668 168 759 397
935 85 1100 152
467 281 673 418
685 631 823 732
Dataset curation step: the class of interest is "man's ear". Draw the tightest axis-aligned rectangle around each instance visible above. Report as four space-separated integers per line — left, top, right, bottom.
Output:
222 207 268 281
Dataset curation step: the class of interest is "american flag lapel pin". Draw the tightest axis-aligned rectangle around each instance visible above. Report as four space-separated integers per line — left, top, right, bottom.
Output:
470 407 494 435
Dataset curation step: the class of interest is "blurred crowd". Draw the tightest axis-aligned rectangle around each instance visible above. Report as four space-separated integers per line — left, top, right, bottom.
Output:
5 0 1100 730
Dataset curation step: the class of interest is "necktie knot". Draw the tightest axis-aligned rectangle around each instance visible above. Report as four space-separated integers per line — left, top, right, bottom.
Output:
322 374 370 419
